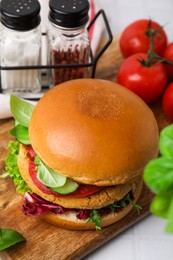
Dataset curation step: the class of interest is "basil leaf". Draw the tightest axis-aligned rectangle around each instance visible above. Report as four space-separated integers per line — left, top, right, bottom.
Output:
35 157 66 188
166 195 173 233
10 95 34 127
144 157 173 194
0 228 26 251
144 124 173 233
150 194 171 219
34 156 40 165
9 124 30 145
14 120 19 126
160 125 173 159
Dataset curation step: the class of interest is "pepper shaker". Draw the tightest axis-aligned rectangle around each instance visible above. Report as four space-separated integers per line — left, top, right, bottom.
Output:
47 0 91 86
0 0 42 94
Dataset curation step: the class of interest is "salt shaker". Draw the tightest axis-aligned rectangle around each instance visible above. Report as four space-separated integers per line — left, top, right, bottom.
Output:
47 0 91 86
0 0 42 94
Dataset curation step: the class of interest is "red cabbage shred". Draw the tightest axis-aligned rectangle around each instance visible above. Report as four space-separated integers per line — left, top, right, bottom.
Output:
22 190 134 220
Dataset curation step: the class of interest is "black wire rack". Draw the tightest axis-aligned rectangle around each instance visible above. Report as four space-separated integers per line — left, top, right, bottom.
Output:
0 9 113 98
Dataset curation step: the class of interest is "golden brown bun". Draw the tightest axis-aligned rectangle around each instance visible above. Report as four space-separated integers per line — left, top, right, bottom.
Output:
18 143 140 209
41 177 143 230
29 79 159 186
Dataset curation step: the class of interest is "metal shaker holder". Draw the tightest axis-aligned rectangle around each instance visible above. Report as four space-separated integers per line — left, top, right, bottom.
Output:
0 9 113 99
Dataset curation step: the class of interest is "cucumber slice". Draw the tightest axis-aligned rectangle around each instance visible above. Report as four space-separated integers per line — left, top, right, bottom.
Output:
50 179 79 194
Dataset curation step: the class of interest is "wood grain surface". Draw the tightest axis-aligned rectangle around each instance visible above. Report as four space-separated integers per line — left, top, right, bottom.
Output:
0 36 171 260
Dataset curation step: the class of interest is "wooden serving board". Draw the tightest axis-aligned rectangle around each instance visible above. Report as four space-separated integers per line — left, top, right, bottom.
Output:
0 36 171 260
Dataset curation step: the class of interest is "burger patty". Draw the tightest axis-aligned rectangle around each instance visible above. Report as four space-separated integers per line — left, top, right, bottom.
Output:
18 144 142 209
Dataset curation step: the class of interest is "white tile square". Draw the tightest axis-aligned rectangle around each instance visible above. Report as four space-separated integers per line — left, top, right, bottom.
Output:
139 239 173 260
86 236 135 260
134 215 168 238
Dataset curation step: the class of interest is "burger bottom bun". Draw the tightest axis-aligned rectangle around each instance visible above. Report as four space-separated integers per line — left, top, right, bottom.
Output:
41 178 143 230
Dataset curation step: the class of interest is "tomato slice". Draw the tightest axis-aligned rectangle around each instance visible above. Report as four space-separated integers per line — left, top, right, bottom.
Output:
28 161 102 198
25 145 36 161
64 184 102 198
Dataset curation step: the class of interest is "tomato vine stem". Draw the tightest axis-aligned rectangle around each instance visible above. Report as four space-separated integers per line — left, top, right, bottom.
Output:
140 20 173 67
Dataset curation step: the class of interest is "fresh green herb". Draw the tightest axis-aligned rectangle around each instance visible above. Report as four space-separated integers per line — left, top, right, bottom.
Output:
110 193 142 213
86 192 142 230
109 201 119 212
144 124 173 233
34 156 67 188
5 141 31 194
0 228 26 251
159 125 173 159
150 194 171 219
125 193 142 213
87 210 101 231
9 124 30 145
9 95 34 145
118 193 130 208
10 95 34 127
119 200 127 208
166 195 173 233
144 157 173 194
35 156 79 194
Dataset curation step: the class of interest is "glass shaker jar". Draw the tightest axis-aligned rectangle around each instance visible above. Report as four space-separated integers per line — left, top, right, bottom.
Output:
47 0 91 86
0 0 42 94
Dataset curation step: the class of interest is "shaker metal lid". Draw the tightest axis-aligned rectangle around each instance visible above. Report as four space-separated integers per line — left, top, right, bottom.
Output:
49 0 90 29
0 0 41 31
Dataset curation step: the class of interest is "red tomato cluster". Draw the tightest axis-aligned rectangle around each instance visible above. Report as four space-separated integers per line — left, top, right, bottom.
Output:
119 19 167 57
117 19 173 122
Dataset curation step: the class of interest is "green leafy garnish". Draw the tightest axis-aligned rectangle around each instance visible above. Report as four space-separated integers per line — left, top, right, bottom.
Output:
109 193 142 213
144 157 173 194
35 157 79 194
160 125 173 159
166 195 173 233
0 228 26 251
87 210 101 231
9 95 34 145
5 141 31 194
86 192 141 230
144 124 173 233
9 124 30 145
34 156 67 188
10 95 34 127
125 193 142 213
150 194 171 219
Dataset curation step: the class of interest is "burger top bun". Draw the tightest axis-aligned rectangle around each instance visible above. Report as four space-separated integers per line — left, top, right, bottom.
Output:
29 79 159 186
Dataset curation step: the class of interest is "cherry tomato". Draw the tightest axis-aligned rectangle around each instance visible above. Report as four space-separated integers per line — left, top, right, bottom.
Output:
120 19 168 58
117 53 167 104
162 82 173 122
163 42 173 81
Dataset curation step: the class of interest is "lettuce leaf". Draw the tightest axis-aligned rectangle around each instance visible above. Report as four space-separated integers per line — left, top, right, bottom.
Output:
5 141 31 194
